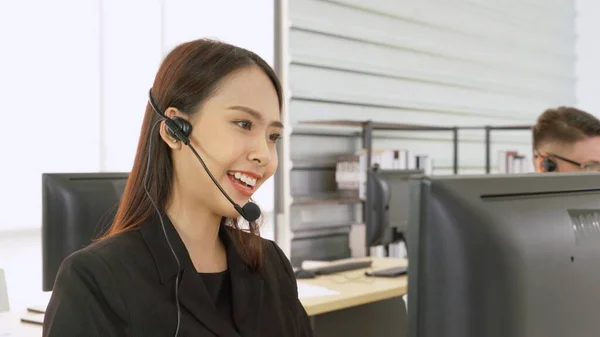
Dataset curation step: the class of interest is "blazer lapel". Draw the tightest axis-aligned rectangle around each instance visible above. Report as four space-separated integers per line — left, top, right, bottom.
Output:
221 226 264 336
140 213 240 337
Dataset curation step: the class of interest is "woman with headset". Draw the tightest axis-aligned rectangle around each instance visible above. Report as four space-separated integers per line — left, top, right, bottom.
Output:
43 39 313 337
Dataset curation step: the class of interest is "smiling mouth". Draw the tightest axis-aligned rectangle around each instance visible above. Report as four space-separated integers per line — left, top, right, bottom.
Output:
227 171 258 188
226 171 260 197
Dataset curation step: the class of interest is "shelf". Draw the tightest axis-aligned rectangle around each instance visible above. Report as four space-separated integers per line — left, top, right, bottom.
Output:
292 225 352 240
292 221 357 231
465 125 531 131
292 192 362 205
300 119 531 131
297 119 533 173
291 157 337 170
300 119 456 131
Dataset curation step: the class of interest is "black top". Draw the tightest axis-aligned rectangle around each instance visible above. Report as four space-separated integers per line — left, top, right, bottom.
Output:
199 270 236 331
42 212 314 337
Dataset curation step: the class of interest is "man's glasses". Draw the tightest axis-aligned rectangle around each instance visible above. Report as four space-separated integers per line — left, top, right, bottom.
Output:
545 152 600 172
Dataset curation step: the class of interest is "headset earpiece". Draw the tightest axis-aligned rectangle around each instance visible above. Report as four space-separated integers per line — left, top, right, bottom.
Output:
148 89 192 145
542 156 557 172
164 117 192 145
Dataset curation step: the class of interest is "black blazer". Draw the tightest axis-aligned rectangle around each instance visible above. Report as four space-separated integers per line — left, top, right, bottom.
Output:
42 213 313 337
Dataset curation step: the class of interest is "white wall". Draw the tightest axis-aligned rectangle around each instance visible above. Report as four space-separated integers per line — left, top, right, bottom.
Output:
0 0 275 233
0 0 102 232
575 0 600 115
0 0 274 312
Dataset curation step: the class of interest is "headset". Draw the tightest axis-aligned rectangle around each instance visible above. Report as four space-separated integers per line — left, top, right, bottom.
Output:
534 149 558 173
143 88 262 337
542 156 557 172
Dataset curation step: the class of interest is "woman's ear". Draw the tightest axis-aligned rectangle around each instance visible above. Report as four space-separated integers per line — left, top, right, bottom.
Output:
159 107 185 149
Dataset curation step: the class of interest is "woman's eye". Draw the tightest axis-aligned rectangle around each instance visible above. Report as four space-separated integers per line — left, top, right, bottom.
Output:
269 133 282 142
235 120 252 130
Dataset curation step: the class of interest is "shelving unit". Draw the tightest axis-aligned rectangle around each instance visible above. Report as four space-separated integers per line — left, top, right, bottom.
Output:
301 120 533 175
301 120 461 174
294 119 533 257
292 193 361 205
481 125 533 173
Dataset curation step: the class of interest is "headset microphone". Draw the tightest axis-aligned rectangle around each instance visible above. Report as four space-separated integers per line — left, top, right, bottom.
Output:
237 200 261 223
148 89 261 223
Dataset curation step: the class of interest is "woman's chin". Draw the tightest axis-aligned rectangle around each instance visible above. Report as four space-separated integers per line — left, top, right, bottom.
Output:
218 205 243 220
214 195 253 220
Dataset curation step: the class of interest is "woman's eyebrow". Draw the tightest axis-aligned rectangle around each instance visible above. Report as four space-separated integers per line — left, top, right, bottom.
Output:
228 105 284 128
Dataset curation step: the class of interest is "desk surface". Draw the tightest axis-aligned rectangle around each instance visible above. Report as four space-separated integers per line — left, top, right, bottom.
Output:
1 311 42 337
298 257 408 316
5 258 407 334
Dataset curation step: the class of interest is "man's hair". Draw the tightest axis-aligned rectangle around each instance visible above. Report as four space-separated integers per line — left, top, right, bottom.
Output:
532 106 600 149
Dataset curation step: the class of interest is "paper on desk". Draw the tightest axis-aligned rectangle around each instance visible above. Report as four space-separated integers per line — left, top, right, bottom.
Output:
297 282 339 299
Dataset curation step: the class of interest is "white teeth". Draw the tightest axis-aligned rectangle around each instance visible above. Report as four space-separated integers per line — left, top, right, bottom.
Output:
229 172 257 187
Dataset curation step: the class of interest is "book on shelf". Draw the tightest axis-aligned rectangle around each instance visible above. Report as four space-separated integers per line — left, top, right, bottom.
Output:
497 150 533 174
335 149 433 200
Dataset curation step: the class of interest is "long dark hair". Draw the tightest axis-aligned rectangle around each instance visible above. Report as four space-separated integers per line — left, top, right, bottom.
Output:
100 39 283 270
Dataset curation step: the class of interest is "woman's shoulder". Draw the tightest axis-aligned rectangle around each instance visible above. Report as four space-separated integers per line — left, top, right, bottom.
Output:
44 232 134 335
61 229 146 275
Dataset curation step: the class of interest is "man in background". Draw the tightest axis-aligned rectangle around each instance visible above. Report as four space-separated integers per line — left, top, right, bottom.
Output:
532 106 600 173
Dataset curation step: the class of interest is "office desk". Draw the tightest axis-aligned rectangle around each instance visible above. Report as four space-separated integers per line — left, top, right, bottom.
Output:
299 257 407 315
7 258 408 337
1 311 42 337
299 257 408 337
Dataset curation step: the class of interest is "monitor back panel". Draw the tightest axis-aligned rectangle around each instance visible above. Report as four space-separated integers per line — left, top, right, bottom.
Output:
409 173 600 337
42 173 127 290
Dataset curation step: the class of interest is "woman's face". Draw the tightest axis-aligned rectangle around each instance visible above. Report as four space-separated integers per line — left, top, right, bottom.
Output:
165 66 282 219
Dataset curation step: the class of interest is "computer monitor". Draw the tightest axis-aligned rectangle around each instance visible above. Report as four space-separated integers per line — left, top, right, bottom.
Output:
407 173 600 337
366 168 423 247
42 172 128 291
